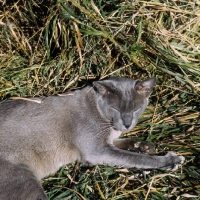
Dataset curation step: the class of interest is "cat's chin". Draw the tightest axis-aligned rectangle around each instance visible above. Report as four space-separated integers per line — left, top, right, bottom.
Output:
113 126 131 133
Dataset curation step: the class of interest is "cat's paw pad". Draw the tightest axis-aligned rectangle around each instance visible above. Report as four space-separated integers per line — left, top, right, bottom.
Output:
164 152 185 171
131 141 156 154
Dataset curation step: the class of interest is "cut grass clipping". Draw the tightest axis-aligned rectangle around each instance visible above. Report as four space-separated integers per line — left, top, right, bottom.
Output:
0 0 200 199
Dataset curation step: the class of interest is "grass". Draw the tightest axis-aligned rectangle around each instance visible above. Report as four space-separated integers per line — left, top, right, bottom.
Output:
0 0 200 199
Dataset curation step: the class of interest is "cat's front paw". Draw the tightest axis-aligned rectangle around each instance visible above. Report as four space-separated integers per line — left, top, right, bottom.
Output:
163 152 185 171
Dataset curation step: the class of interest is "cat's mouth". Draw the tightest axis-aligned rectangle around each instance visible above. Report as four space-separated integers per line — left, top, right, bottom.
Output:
113 126 131 133
111 119 128 132
110 119 132 133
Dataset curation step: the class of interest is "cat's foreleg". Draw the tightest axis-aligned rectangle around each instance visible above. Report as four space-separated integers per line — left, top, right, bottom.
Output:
85 146 184 171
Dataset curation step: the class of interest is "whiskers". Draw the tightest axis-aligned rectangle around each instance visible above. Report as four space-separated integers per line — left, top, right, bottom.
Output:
95 121 113 137
99 121 113 127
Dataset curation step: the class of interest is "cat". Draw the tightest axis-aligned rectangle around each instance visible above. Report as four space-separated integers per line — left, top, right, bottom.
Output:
0 77 184 200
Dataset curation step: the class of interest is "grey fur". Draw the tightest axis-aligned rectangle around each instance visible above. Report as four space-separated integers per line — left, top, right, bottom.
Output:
0 77 184 199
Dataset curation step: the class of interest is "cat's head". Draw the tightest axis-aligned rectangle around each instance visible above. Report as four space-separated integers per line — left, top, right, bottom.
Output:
93 77 156 133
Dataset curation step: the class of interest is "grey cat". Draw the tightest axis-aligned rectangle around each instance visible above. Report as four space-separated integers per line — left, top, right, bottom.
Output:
0 77 184 200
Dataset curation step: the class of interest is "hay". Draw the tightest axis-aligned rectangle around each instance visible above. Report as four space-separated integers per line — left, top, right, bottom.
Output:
0 0 199 199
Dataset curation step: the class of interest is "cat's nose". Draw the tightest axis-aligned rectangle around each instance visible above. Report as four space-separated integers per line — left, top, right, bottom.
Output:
123 122 131 129
122 117 132 129
122 113 132 129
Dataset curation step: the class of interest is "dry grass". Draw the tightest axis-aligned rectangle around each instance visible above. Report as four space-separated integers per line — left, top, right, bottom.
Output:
0 0 200 199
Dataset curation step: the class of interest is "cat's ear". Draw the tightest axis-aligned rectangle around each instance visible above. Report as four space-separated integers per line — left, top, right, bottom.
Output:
135 78 156 97
93 81 114 96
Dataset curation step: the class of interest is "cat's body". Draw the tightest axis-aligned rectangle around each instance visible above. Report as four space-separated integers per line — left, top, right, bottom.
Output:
0 77 184 200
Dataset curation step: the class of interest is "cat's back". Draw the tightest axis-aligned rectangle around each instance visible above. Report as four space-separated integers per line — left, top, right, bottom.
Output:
0 87 92 136
0 88 84 119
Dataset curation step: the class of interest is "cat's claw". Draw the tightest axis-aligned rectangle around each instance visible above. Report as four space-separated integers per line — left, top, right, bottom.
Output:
164 152 185 171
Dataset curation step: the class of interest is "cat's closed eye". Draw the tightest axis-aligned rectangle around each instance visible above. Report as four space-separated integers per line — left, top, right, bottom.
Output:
133 107 141 112
110 106 120 111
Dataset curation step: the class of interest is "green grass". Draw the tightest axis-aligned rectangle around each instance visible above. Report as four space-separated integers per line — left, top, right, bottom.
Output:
0 0 200 199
